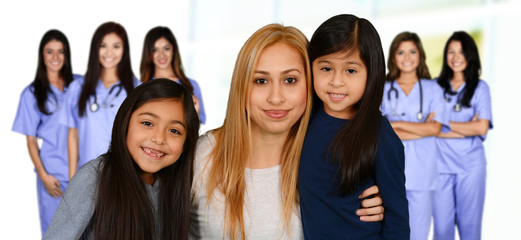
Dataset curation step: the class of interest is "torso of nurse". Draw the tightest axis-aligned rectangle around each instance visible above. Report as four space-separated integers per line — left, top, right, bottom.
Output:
190 132 303 240
58 76 141 169
12 81 74 181
298 105 409 239
381 79 449 191
435 80 493 174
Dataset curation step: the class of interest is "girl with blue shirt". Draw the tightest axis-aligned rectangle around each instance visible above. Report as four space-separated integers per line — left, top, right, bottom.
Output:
299 14 410 239
12 29 79 236
59 22 140 179
45 79 199 239
381 32 449 240
140 26 206 124
433 31 493 240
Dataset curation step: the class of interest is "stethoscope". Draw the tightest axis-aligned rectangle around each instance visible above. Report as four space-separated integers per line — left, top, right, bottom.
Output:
387 79 424 121
444 88 465 112
90 83 123 112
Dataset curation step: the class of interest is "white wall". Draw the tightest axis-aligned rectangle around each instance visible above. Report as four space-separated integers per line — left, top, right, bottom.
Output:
1 0 519 238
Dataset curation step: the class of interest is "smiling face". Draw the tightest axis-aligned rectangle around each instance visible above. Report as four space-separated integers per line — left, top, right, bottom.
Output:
153 37 174 70
312 50 367 119
99 32 123 70
43 40 65 73
446 40 467 73
126 99 187 184
394 40 419 74
249 42 307 137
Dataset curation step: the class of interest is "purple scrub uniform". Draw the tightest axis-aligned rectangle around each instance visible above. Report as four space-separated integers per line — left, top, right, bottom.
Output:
381 79 449 240
12 78 79 236
58 76 140 170
433 80 493 240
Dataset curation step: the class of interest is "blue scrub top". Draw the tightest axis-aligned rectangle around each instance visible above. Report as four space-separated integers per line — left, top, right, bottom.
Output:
12 75 82 181
58 76 141 169
381 79 449 191
154 78 206 124
435 80 493 174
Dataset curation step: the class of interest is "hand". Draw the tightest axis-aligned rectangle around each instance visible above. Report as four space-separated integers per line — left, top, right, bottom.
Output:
357 185 384 222
192 95 201 116
41 173 63 198
425 112 436 122
472 113 479 122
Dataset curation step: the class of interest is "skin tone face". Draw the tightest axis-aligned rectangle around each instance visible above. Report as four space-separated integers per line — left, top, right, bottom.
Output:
153 37 173 70
313 50 367 119
395 41 419 74
43 40 65 73
446 40 467 74
249 42 307 137
126 99 187 185
99 33 123 70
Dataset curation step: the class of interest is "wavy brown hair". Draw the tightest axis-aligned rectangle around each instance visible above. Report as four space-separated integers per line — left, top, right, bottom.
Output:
140 26 193 93
386 31 431 81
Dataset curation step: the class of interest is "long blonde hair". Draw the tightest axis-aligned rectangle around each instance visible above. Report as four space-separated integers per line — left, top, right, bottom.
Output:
206 24 312 239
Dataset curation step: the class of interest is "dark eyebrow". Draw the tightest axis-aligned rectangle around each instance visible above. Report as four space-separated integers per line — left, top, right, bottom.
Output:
316 59 363 67
138 112 186 129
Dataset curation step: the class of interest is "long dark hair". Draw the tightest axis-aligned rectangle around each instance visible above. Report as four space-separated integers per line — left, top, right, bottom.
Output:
78 22 136 117
437 31 481 108
386 31 431 80
309 14 385 195
140 26 193 93
88 79 199 240
32 29 73 115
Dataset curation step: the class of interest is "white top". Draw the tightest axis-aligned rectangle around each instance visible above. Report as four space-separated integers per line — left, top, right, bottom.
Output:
190 133 303 240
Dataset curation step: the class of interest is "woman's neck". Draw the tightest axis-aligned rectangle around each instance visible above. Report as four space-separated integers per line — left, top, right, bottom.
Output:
451 72 465 91
47 70 64 92
248 131 287 169
396 71 418 96
100 68 119 89
154 67 177 81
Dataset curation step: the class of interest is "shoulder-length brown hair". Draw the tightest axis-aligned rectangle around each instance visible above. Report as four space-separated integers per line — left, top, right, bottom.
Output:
205 23 312 239
386 31 431 80
139 26 193 93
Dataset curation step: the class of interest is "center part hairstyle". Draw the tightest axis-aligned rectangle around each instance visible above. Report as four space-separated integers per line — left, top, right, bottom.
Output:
308 14 386 195
437 31 481 108
386 31 431 80
33 29 74 115
140 26 193 93
206 24 312 239
88 79 199 240
78 21 136 117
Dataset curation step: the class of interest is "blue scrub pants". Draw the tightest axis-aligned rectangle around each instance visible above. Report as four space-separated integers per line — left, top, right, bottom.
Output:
406 190 434 240
433 168 486 240
36 177 68 236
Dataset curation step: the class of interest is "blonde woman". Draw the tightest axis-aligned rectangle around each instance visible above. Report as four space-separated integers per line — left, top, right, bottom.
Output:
190 23 383 240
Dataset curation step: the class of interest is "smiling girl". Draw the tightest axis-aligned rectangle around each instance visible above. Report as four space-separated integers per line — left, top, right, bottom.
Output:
44 79 199 239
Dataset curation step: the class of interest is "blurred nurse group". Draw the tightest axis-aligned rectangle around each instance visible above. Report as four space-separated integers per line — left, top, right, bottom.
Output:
12 20 491 240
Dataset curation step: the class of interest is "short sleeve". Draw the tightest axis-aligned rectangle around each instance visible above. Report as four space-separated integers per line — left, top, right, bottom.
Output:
12 86 41 137
190 79 206 124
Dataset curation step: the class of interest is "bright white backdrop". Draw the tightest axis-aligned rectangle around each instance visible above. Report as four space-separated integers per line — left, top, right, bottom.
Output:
1 0 520 239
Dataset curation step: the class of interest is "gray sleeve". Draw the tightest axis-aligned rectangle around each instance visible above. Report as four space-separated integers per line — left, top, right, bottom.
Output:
43 158 101 239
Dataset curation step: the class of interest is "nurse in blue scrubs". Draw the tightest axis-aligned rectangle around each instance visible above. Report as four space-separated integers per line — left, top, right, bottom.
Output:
12 29 80 236
59 22 140 179
140 26 206 124
433 31 492 240
381 32 449 240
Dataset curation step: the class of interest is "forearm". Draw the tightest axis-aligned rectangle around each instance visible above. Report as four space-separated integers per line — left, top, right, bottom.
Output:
449 119 489 136
68 128 79 180
26 136 48 178
391 121 442 137
392 129 422 140
438 131 465 138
